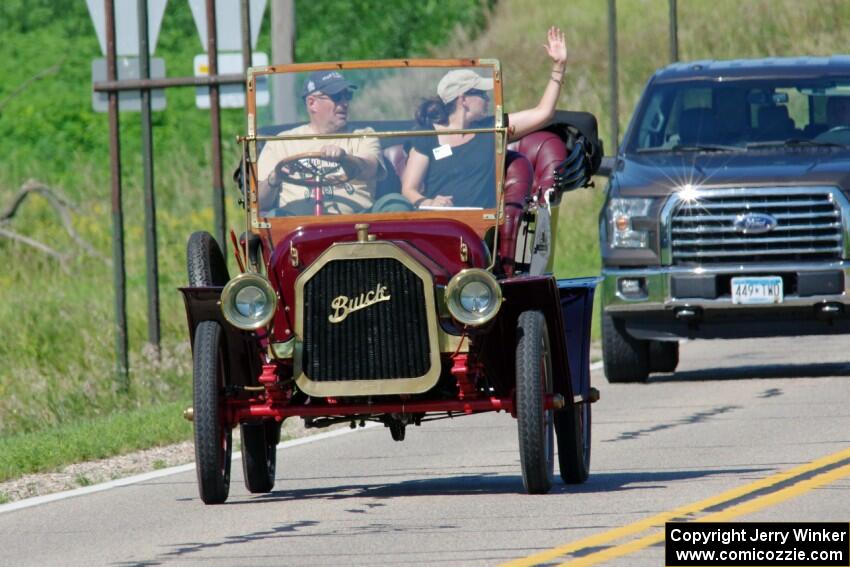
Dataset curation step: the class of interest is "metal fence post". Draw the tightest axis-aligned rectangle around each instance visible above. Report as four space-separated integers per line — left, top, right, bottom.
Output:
105 0 128 387
206 0 226 253
138 0 161 352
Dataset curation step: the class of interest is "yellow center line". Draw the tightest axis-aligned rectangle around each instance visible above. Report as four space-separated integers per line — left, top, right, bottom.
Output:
501 446 850 567
559 462 850 567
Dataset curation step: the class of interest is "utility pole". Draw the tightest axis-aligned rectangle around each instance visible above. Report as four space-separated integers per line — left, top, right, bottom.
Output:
607 0 619 150
669 0 679 62
271 0 296 124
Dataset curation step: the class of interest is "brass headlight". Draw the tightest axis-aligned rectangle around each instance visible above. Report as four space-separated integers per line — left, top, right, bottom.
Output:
445 268 502 326
221 273 278 330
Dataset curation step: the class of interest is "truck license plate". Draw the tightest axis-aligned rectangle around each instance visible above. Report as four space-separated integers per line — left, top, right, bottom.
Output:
731 276 783 304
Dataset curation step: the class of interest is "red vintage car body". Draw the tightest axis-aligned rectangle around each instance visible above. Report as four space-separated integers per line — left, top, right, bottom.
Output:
180 59 601 504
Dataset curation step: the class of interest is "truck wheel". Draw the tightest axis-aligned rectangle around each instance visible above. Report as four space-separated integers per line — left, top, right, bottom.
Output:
516 311 555 494
240 421 279 493
555 401 591 484
649 340 679 373
187 231 229 286
602 313 649 383
193 320 232 504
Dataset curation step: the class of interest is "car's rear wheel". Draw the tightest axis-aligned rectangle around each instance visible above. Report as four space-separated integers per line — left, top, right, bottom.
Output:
193 320 232 504
187 231 229 286
649 340 679 373
602 312 649 383
516 310 555 494
240 420 280 493
555 400 591 484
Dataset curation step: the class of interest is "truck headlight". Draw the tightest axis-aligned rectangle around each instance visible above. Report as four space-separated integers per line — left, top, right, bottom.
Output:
607 198 653 248
221 273 278 330
445 269 502 326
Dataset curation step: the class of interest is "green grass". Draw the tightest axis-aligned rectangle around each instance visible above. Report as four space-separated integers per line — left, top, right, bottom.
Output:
2 0 850 481
0 401 191 482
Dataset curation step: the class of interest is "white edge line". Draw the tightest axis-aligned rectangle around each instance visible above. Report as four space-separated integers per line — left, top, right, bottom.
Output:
1 363 607 514
0 422 380 515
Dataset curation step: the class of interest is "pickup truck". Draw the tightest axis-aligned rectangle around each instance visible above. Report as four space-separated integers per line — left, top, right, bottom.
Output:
599 56 850 382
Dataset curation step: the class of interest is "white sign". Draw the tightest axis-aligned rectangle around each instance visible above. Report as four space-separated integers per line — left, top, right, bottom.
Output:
194 52 269 109
188 0 267 52
86 0 168 56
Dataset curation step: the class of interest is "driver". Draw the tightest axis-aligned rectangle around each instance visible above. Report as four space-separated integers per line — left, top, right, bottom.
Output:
257 71 383 215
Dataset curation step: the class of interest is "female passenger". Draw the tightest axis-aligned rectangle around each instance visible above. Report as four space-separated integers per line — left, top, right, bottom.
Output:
401 26 569 208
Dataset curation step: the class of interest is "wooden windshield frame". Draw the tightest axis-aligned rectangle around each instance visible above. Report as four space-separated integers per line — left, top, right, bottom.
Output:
241 59 506 245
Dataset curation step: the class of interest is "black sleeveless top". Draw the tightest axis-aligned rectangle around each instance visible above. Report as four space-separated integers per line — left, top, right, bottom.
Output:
410 118 497 207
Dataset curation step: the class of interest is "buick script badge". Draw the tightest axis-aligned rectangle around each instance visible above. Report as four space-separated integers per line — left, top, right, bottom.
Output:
733 212 777 235
329 283 391 323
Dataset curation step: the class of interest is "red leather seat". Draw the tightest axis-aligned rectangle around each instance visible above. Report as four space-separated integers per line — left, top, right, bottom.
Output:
381 140 537 275
382 144 408 179
499 150 533 275
507 130 568 200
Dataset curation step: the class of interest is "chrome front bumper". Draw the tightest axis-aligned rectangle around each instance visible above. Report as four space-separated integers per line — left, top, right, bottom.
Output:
602 262 850 313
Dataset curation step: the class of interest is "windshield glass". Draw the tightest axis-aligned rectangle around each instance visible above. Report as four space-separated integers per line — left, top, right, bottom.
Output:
625 77 850 153
247 62 504 220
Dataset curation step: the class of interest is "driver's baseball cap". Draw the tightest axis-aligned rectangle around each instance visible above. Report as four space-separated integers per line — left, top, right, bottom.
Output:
301 70 358 98
437 69 494 104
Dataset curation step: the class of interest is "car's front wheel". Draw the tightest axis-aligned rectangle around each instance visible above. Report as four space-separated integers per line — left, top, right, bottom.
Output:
187 231 229 287
240 420 280 493
193 320 232 504
602 312 650 383
516 310 555 494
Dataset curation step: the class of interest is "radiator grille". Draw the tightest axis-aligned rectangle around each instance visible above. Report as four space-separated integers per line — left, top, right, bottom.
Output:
670 188 843 264
302 257 431 381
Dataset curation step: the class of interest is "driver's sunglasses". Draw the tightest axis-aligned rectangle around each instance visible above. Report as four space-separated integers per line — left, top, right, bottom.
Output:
315 90 354 104
465 89 490 102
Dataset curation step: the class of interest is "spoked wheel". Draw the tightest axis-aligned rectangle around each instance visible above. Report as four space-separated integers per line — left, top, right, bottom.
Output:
187 231 229 287
555 399 591 484
516 310 555 494
240 420 280 493
193 320 232 504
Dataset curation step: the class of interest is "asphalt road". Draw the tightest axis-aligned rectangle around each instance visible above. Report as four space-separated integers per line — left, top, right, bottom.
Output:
1 335 849 566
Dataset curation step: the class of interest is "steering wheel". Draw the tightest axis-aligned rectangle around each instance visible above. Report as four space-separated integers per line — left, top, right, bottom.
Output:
274 152 351 187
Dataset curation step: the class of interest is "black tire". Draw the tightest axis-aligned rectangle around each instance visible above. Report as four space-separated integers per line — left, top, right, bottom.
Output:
649 340 679 373
516 311 555 494
555 401 591 484
187 231 229 286
240 421 280 493
193 321 232 504
601 312 649 383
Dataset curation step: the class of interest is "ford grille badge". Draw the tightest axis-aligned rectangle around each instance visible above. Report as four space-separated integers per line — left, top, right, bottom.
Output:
734 212 777 235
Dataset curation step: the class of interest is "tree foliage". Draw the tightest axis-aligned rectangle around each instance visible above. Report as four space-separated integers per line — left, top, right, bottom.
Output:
0 0 492 191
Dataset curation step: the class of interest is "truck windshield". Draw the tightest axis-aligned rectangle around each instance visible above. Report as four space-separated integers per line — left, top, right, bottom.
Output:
627 78 850 153
248 64 503 218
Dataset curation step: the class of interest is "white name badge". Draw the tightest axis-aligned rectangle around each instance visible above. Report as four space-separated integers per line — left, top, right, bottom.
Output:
432 144 453 160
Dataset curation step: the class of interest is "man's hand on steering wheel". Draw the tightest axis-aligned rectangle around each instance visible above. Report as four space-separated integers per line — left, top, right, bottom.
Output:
321 144 361 179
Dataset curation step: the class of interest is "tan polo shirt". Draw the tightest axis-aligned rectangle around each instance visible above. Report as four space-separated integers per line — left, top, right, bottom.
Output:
257 124 382 215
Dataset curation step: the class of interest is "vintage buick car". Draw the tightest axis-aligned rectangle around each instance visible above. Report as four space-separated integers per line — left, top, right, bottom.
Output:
181 59 602 504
